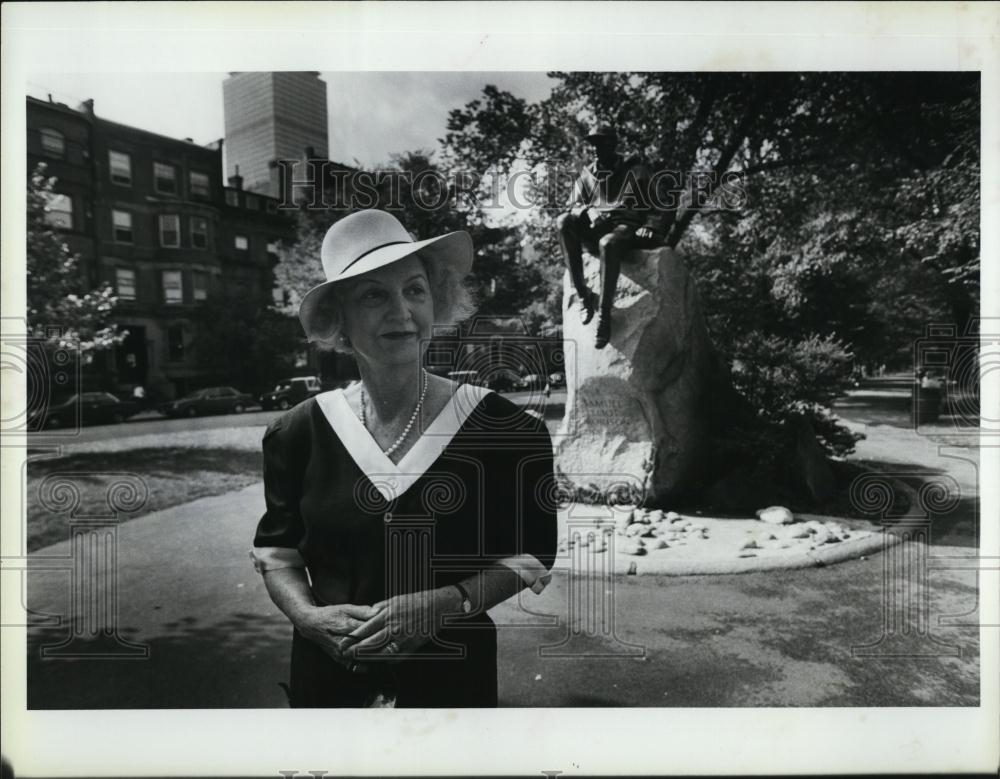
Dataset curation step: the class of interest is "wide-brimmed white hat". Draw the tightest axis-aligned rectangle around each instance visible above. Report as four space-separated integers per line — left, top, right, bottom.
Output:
297 209 473 342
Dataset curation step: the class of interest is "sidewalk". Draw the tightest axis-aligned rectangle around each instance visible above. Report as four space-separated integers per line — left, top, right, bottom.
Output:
26 480 980 707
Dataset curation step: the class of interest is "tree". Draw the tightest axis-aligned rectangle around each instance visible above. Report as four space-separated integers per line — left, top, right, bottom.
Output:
189 286 303 392
438 73 980 464
442 73 979 357
26 163 121 351
271 207 329 318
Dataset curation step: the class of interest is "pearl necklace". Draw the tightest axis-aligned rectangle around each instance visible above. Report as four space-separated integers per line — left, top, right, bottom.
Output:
361 368 429 457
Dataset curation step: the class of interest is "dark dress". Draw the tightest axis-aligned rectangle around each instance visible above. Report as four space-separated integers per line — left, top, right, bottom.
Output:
252 384 558 707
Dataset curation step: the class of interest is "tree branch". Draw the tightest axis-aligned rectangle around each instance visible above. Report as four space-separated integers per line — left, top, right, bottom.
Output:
658 80 717 237
736 153 837 177
668 99 759 248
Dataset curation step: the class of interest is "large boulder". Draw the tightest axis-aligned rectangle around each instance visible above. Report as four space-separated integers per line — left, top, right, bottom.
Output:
556 246 717 504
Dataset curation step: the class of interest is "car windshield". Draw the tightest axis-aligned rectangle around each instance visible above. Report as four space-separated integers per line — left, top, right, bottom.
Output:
182 389 209 399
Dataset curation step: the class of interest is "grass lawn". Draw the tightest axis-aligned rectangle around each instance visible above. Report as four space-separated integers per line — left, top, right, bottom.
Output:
25 448 262 553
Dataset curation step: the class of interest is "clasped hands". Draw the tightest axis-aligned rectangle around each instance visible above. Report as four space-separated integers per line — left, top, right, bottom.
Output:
295 587 457 673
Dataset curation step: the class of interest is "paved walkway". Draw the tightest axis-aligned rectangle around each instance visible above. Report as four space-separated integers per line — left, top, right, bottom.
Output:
25 480 980 707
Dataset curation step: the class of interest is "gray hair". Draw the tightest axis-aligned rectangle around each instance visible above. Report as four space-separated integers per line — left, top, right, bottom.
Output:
312 253 476 354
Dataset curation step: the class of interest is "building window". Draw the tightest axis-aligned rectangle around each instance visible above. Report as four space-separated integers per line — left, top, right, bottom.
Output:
225 189 239 207
116 268 137 301
190 171 210 199
109 150 132 186
112 209 133 243
266 239 280 257
245 194 259 211
159 214 180 247
272 285 287 307
193 271 209 302
167 326 185 362
161 270 183 304
45 193 74 229
154 162 177 194
234 235 249 251
191 217 208 249
40 128 66 157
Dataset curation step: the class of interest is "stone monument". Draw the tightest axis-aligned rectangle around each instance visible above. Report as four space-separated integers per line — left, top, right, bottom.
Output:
556 246 717 505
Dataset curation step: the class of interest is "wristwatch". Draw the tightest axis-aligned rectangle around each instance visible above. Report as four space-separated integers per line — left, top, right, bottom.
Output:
452 582 473 614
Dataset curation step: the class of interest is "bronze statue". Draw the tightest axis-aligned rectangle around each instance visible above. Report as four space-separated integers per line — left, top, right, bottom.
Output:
557 125 665 349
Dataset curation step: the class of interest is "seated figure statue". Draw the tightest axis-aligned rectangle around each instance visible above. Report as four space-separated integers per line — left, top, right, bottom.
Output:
556 124 666 349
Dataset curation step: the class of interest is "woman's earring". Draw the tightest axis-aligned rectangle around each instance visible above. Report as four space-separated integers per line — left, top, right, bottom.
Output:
337 333 351 349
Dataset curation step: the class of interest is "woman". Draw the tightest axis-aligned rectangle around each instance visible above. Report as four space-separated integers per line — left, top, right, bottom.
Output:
251 209 558 707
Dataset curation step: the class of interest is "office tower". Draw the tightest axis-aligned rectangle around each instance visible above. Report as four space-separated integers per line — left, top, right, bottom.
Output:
223 72 329 197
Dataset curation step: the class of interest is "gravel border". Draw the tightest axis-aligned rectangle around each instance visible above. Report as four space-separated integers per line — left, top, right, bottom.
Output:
550 507 901 576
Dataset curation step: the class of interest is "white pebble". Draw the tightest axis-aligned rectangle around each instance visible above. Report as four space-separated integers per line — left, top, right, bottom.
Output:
756 506 795 525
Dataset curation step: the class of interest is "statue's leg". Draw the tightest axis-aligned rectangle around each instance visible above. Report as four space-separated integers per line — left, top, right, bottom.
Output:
557 211 599 323
594 225 635 349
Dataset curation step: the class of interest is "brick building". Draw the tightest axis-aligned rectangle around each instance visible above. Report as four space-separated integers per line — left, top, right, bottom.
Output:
27 95 297 400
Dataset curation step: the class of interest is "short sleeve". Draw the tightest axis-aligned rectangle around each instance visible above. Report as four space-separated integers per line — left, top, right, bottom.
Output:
492 412 558 594
251 418 307 573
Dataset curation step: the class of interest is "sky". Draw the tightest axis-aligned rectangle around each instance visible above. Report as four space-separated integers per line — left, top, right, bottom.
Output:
25 71 556 169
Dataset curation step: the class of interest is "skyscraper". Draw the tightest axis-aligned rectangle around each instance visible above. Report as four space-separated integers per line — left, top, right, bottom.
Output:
222 72 329 197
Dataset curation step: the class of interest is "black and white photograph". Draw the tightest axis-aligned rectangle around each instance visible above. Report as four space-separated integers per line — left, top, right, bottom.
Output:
1 2 998 776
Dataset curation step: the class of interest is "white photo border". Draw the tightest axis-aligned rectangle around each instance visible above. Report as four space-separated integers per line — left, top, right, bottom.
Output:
1 1 998 776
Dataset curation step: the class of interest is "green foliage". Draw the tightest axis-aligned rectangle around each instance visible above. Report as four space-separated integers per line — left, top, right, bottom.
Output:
437 72 979 472
271 207 328 317
26 163 121 351
189 287 302 392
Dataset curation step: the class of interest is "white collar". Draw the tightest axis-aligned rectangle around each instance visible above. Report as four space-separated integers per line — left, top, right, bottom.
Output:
315 382 495 502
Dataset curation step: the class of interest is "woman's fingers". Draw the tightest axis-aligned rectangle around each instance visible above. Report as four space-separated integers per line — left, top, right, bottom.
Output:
347 626 393 659
346 610 387 643
313 605 379 635
324 615 368 635
339 603 380 619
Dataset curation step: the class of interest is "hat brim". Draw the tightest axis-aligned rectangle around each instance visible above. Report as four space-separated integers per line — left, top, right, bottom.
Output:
298 230 473 342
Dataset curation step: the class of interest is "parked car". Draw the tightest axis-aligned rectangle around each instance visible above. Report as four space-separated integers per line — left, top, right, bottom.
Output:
483 370 521 393
259 376 322 410
447 370 481 386
517 373 547 391
548 372 566 388
162 386 255 418
29 391 140 429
